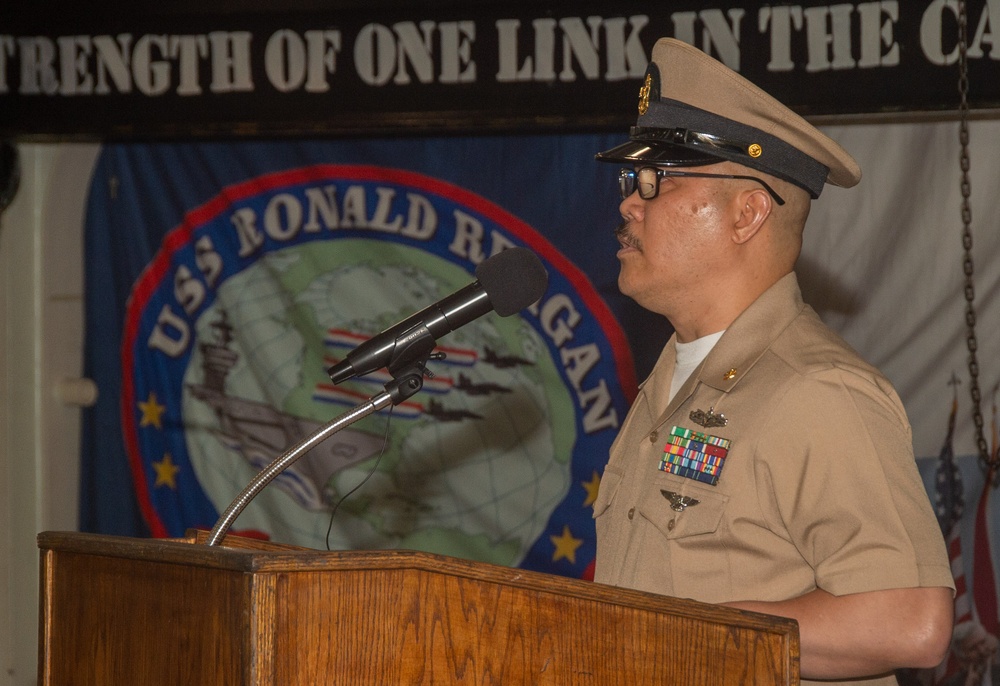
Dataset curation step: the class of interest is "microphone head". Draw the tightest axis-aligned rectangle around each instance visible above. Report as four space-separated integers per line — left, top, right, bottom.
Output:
475 248 549 317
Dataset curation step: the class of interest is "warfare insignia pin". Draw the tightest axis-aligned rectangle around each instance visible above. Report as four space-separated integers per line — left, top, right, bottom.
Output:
659 426 731 486
661 489 700 512
689 407 728 428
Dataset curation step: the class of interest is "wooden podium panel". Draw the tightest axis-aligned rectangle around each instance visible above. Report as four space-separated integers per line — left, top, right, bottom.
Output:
38 531 799 685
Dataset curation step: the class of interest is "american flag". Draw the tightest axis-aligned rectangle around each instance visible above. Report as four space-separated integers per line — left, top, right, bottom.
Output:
933 392 971 684
936 392 971 619
972 388 1000 639
931 386 1000 686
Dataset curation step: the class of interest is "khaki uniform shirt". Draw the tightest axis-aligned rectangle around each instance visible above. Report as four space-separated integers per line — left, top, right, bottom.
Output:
594 273 954 686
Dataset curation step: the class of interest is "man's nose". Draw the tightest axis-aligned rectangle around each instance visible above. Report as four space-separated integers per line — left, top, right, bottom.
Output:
619 191 644 222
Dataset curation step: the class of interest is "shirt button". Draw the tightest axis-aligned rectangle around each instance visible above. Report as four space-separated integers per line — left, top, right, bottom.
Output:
627 507 635 520
649 431 658 443
667 519 676 531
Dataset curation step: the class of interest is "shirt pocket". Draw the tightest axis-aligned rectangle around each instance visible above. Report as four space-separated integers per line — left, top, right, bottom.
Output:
592 467 623 520
638 474 729 540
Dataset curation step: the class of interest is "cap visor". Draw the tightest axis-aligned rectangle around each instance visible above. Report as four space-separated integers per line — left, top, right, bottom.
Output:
595 140 722 166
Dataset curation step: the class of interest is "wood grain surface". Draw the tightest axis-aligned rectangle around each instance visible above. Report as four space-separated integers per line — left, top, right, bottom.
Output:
38 531 799 685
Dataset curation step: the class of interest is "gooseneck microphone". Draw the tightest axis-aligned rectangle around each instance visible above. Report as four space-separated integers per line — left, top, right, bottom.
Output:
327 247 549 384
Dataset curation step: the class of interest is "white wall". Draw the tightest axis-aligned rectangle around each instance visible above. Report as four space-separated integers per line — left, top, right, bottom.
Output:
1 143 99 686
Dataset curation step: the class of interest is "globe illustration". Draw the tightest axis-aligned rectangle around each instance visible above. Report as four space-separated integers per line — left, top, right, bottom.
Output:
182 238 576 567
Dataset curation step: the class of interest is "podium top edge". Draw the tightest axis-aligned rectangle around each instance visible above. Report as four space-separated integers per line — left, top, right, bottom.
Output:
37 530 797 637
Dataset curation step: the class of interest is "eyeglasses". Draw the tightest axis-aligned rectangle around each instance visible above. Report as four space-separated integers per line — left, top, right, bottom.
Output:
618 166 785 206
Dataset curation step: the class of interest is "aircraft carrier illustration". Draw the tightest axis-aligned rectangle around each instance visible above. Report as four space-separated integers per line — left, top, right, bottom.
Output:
187 314 387 511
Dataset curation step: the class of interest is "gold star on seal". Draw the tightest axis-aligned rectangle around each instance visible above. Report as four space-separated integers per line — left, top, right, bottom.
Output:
582 471 601 507
138 392 167 429
153 453 180 490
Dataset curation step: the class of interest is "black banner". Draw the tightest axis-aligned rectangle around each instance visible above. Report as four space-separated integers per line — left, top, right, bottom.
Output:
2 1 998 140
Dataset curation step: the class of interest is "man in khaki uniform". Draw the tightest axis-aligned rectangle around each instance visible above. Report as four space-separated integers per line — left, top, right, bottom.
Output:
592 38 955 684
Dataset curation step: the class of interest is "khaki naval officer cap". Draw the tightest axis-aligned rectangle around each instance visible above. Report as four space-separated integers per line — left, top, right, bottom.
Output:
596 38 861 198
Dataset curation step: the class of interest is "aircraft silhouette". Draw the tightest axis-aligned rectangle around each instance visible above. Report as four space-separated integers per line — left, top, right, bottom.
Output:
423 398 483 422
482 346 533 369
453 373 511 396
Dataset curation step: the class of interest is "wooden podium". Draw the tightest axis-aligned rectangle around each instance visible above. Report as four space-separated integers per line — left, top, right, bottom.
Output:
38 531 799 684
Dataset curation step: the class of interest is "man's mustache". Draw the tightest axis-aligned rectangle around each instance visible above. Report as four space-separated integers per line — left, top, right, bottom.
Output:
615 220 642 251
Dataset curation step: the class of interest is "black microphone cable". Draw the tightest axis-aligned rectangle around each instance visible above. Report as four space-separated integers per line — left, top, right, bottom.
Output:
324 406 395 552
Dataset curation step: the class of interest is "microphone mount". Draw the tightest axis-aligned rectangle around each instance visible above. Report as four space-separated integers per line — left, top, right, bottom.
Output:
384 322 437 381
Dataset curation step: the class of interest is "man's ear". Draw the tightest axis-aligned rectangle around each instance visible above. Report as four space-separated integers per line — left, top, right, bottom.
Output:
732 188 772 245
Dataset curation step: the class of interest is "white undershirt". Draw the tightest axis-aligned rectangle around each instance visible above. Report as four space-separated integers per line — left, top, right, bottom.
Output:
668 331 725 403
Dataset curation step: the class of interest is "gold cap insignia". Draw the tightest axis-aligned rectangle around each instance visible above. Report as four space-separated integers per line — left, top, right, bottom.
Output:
638 74 651 115
724 368 737 380
748 144 763 158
